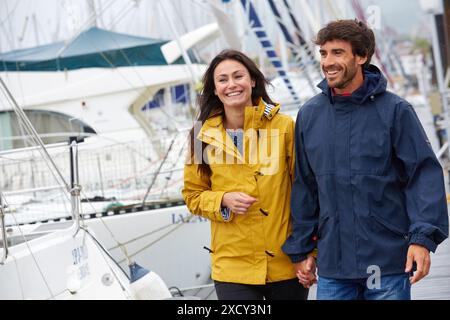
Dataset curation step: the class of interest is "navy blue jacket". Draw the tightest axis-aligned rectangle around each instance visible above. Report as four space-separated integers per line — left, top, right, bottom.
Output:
282 65 449 279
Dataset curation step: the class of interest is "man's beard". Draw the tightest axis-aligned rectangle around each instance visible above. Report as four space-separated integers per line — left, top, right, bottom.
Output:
324 61 359 89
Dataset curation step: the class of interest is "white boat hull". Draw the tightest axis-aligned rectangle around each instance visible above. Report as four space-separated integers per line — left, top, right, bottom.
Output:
0 224 132 300
84 204 212 290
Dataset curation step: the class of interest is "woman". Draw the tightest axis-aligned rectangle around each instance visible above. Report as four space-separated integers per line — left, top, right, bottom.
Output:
182 49 307 300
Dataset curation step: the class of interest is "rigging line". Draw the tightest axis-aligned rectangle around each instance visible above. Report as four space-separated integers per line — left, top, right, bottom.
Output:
159 134 189 197
52 0 170 111
141 133 178 206
66 3 200 129
164 0 203 64
0 0 20 28
55 0 117 57
15 110 35 151
80 226 133 295
106 212 191 250
32 13 44 44
158 0 201 86
324 0 343 19
0 26 14 53
204 285 217 300
266 0 317 94
79 187 133 265
0 154 37 162
116 214 194 265
81 134 160 164
350 0 394 87
12 255 25 299
0 77 70 192
240 0 301 104
74 153 185 264
81 35 188 128
0 0 20 50
0 101 72 207
171 0 192 36
4 48 35 154
0 190 56 298
281 0 320 74
107 1 136 30
17 4 31 46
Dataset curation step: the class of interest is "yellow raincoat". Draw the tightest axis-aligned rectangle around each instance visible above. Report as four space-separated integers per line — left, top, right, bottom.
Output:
182 99 296 284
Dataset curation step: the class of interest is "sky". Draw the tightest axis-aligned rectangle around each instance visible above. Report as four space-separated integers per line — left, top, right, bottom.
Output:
0 0 435 54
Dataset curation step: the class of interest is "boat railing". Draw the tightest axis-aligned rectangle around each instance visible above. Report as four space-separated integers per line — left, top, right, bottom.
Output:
0 191 9 264
69 137 82 236
0 134 187 204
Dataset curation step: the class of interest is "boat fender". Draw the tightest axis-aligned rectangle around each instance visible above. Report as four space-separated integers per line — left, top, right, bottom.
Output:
129 262 172 300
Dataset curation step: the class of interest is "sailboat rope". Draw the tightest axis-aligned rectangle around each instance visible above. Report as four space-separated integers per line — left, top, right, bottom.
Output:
79 188 132 265
78 184 194 266
80 226 133 295
0 77 70 193
266 0 317 94
141 134 178 206
11 255 26 299
116 214 194 266
281 0 321 73
240 0 301 104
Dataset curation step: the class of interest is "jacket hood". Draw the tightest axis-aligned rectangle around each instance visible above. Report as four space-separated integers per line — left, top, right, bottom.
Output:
317 64 387 104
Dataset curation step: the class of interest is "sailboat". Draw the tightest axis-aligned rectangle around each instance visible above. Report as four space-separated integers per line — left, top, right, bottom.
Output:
0 76 177 299
0 22 220 297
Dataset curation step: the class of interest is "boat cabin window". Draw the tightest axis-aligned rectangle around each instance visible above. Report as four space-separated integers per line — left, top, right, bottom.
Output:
0 110 96 151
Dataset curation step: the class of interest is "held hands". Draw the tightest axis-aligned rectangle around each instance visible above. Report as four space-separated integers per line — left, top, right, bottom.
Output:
405 244 431 284
294 256 317 289
221 192 257 215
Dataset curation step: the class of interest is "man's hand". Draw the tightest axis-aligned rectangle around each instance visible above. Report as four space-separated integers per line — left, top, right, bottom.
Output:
221 192 257 215
405 244 431 284
294 256 317 288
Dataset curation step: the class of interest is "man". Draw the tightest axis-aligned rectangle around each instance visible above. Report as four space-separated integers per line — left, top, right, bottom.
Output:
282 19 449 300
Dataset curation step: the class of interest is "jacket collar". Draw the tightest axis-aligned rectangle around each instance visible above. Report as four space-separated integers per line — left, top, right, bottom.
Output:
197 98 280 160
317 64 387 105
200 98 279 132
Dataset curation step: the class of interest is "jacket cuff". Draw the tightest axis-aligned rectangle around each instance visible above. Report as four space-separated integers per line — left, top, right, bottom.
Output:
289 254 308 263
409 233 437 252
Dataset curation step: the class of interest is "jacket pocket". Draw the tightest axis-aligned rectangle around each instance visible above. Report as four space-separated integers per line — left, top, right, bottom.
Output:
352 126 390 175
370 212 409 239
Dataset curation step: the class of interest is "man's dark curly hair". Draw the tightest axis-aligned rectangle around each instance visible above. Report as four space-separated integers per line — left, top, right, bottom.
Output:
314 19 376 69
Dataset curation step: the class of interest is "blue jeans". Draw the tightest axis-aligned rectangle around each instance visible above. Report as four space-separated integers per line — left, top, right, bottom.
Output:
317 273 411 300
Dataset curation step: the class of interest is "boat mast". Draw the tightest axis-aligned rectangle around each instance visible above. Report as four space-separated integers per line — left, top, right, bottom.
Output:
266 0 318 94
240 0 301 104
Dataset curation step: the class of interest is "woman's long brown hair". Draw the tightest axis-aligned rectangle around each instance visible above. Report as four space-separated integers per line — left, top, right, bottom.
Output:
189 49 275 177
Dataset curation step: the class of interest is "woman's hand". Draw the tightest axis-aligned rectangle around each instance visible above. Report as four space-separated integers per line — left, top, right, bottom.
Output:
221 192 257 214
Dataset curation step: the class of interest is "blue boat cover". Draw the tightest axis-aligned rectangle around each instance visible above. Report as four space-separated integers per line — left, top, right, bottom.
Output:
0 27 197 71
